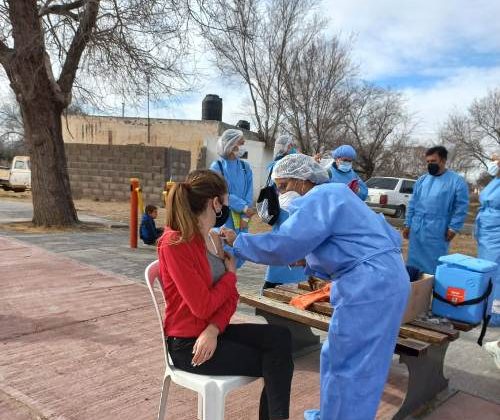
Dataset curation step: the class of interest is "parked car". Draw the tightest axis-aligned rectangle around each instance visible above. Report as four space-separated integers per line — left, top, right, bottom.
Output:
366 176 416 218
0 156 31 192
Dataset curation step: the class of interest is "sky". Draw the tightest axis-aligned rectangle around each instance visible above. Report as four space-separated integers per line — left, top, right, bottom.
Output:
1 0 500 143
158 0 500 142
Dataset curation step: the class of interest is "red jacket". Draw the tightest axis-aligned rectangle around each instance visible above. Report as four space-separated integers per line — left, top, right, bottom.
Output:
157 228 239 338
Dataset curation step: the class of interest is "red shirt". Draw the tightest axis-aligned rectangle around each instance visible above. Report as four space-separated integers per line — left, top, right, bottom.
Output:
157 228 239 338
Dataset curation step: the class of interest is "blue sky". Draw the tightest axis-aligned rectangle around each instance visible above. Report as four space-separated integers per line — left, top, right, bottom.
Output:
149 0 500 141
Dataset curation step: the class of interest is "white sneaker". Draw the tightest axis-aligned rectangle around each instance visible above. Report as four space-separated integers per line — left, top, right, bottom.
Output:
484 340 500 370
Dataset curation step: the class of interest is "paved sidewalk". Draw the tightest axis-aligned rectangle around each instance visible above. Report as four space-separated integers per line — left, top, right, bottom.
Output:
1 199 499 419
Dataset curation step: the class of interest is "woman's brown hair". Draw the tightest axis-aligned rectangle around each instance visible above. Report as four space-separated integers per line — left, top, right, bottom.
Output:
165 169 228 243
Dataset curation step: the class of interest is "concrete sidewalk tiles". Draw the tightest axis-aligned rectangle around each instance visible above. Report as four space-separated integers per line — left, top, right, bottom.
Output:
0 235 497 419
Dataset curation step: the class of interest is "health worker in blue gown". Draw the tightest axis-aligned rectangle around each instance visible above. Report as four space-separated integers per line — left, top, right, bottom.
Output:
210 129 255 267
221 154 410 420
475 155 500 327
328 145 368 201
263 135 305 289
403 146 469 274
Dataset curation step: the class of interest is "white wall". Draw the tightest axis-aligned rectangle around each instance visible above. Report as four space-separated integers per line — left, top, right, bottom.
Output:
204 137 273 203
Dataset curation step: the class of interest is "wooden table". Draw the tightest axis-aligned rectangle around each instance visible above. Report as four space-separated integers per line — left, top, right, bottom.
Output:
240 283 473 420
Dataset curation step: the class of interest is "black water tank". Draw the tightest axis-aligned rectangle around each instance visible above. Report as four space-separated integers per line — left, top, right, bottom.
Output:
236 120 250 131
202 94 223 121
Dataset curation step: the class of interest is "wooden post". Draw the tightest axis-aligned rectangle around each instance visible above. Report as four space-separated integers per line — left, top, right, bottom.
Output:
130 178 140 248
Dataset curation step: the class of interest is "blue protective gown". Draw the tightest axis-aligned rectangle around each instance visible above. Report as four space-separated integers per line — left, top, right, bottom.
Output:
233 183 410 420
405 170 469 274
210 158 253 267
329 165 368 201
265 207 306 285
475 177 500 325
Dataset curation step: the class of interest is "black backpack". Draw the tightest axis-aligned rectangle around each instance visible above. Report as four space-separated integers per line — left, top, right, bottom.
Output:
256 170 280 226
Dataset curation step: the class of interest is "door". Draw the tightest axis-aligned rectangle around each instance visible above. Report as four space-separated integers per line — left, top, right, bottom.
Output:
9 158 31 188
399 180 415 206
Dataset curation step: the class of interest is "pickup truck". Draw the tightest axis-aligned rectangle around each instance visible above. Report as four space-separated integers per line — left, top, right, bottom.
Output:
0 156 31 192
365 176 416 218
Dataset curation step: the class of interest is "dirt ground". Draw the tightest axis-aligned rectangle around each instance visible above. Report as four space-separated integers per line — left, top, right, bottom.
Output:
0 189 479 256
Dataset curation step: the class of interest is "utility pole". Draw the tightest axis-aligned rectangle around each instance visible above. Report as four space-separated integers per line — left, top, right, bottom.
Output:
146 75 150 144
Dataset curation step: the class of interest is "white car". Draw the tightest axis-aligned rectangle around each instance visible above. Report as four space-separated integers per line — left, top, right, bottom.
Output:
366 177 416 218
0 156 31 192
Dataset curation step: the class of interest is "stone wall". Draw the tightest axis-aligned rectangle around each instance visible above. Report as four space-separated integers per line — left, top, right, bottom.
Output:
65 143 190 206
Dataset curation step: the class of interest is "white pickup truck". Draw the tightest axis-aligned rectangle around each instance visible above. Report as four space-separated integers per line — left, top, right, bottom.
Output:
0 156 31 192
366 176 416 219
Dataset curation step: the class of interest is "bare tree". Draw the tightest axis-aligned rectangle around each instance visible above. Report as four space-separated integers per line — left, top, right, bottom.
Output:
341 84 413 178
0 1 190 226
202 0 320 147
440 88 500 170
0 96 24 143
281 35 354 155
376 143 428 179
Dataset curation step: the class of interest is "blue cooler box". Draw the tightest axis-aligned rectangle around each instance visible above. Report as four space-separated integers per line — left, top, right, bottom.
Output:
432 253 498 324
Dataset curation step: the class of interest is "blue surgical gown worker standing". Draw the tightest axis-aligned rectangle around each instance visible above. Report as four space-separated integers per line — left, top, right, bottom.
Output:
264 135 306 288
226 154 410 420
210 129 253 267
475 157 500 325
328 145 368 201
404 146 469 274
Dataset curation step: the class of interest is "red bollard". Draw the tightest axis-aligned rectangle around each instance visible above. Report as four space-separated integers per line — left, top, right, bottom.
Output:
130 178 139 248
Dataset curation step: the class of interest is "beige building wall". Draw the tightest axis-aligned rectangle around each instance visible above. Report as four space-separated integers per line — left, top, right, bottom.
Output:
62 115 221 170
62 115 273 200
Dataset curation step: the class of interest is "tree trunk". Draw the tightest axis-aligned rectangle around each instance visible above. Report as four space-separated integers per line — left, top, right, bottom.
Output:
4 0 79 227
21 99 78 227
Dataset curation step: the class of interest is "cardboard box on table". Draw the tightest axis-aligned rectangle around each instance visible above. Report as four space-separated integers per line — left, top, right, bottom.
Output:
401 274 434 324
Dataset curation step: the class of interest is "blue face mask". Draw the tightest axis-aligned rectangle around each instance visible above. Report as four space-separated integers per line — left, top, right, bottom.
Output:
289 147 297 154
487 161 499 177
338 162 352 173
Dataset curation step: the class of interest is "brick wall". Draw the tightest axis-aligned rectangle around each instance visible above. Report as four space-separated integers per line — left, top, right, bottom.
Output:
65 143 191 205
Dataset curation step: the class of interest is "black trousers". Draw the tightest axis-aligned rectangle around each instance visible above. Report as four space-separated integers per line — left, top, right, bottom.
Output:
167 323 293 420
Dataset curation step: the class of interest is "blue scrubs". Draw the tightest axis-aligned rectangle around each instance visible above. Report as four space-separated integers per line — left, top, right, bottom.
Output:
210 158 253 267
475 177 500 325
405 170 469 274
329 165 368 201
233 183 410 420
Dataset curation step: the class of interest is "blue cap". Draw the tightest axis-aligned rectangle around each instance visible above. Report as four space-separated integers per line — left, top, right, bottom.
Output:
332 145 356 160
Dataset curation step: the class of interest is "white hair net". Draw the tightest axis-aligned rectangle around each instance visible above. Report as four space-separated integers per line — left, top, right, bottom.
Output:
216 129 244 158
272 154 330 184
273 135 294 158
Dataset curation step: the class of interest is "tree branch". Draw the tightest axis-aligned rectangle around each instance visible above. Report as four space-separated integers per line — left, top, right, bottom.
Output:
39 0 84 18
58 0 99 99
0 39 14 66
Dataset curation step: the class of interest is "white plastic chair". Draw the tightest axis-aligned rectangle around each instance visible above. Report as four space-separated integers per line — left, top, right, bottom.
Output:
145 260 259 420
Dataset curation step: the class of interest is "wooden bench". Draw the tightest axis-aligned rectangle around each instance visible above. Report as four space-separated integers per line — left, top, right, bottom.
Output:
240 283 473 420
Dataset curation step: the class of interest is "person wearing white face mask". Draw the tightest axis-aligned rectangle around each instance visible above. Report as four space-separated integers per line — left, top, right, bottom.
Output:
328 145 368 200
476 155 500 334
210 129 255 267
220 154 410 420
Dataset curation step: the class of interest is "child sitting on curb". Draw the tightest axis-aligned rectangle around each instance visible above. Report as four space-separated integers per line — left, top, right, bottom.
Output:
140 204 163 245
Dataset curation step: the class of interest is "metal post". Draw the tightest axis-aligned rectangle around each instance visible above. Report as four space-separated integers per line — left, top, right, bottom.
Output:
146 75 150 144
130 178 140 248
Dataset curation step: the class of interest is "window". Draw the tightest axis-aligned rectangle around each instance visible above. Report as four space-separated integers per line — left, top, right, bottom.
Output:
14 160 26 170
400 180 415 194
366 177 399 190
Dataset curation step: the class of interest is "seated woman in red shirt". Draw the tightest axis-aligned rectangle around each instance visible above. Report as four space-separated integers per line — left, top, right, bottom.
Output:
158 169 293 420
